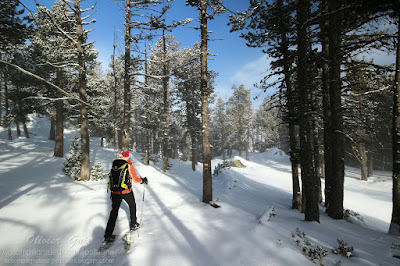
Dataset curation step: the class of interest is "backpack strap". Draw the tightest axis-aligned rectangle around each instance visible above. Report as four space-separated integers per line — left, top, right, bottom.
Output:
119 164 129 190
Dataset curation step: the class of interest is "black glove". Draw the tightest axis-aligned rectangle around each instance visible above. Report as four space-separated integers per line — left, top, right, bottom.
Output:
141 177 148 185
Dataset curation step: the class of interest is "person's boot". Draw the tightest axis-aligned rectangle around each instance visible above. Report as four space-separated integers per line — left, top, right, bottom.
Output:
130 222 140 232
104 235 116 243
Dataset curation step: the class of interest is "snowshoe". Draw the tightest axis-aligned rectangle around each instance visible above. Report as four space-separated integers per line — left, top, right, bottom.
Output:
98 235 116 252
123 223 141 253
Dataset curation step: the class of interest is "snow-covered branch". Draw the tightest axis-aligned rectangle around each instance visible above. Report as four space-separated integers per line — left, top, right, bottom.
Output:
0 60 92 107
23 96 75 102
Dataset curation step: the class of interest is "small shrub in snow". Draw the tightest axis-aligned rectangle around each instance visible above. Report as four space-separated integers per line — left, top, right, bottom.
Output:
90 162 107 181
63 136 82 180
295 227 307 238
213 160 231 176
292 228 328 265
391 242 400 250
268 206 277 221
344 209 365 226
258 205 277 224
304 245 329 264
261 205 278 221
333 239 354 258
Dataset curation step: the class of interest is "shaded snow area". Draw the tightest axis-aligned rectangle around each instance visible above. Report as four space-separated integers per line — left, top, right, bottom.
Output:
1 115 400 265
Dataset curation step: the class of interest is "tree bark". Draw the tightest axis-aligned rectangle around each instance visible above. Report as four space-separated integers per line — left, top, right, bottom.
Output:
54 70 64 158
23 120 29 139
74 0 90 181
112 30 120 158
297 0 319 222
15 121 21 137
201 0 212 203
122 0 132 151
144 36 150 165
389 9 400 235
0 62 2 127
4 71 12 140
54 99 64 157
162 29 170 172
49 117 56 140
320 0 333 210
359 142 368 181
367 156 373 178
327 0 344 219
191 138 198 171
278 0 301 211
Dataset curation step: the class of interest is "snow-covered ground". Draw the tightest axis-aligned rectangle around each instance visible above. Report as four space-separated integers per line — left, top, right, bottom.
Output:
1 115 399 265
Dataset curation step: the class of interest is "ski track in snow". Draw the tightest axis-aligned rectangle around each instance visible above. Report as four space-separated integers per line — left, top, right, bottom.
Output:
0 116 399 266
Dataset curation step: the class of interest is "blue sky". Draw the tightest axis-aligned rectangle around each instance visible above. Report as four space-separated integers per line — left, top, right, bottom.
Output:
22 0 272 108
20 0 396 110
91 0 271 108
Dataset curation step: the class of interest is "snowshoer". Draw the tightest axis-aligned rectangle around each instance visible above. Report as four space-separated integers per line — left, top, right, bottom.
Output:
104 150 148 242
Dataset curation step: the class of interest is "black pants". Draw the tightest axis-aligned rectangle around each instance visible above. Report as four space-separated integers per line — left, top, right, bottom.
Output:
104 191 137 238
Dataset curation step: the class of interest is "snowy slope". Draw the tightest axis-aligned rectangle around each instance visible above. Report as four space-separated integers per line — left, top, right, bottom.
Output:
1 116 399 266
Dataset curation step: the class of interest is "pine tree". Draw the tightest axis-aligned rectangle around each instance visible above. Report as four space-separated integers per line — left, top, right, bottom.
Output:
63 136 82 180
186 0 225 204
31 1 78 158
210 97 228 159
0 0 32 138
90 162 106 181
254 97 281 151
226 84 253 158
174 43 202 170
0 0 32 51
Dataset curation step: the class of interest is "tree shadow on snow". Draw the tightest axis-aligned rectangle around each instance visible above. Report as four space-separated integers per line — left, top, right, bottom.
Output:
141 185 219 265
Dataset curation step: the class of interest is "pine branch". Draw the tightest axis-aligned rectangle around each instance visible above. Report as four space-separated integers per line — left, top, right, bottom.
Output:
23 96 75 102
0 59 92 107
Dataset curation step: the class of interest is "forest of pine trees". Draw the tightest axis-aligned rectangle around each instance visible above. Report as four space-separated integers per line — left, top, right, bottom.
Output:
1 0 400 233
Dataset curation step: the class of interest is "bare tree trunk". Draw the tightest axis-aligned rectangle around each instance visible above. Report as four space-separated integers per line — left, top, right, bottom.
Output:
162 29 170 172
49 117 56 140
297 0 319 222
278 0 301 211
246 129 250 161
327 0 344 219
74 0 90 181
23 120 29 139
144 36 150 165
54 70 64 158
312 93 323 202
0 62 2 127
359 142 368 181
54 100 64 157
191 137 197 171
201 0 212 204
289 124 301 210
320 0 333 209
16 121 21 136
367 156 373 177
122 0 132 151
112 30 120 158
4 69 12 140
389 9 400 235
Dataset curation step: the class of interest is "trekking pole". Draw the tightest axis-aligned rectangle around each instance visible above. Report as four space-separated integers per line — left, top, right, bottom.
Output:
138 182 146 238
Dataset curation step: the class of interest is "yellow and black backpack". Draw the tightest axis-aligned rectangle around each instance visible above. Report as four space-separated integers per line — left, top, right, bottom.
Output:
109 159 131 192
